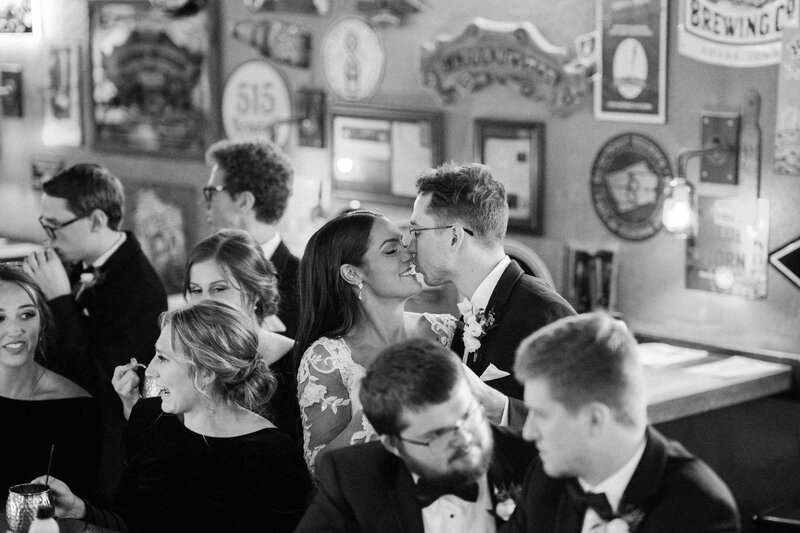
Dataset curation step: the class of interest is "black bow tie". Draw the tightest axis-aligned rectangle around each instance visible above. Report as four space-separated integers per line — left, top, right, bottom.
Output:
566 480 613 521
415 478 479 508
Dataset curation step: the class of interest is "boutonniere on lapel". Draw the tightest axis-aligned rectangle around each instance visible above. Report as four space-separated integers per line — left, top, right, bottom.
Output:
76 268 105 299
456 299 497 358
489 482 522 522
603 505 646 533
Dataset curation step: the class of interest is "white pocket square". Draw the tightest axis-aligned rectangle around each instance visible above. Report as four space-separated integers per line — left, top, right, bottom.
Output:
479 363 511 381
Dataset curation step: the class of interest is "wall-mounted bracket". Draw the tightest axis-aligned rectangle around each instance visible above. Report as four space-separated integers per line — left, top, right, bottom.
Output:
700 112 739 184
0 64 23 118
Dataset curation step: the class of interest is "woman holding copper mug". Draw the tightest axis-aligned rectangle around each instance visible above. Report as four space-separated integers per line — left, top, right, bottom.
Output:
0 264 100 503
35 300 310 533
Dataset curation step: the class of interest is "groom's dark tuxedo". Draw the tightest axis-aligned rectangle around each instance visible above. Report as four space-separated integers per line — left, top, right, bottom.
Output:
502 427 740 533
295 426 538 533
452 260 575 399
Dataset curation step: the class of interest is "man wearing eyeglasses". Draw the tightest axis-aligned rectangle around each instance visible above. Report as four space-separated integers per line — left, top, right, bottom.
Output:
295 337 538 533
24 163 166 502
407 162 575 399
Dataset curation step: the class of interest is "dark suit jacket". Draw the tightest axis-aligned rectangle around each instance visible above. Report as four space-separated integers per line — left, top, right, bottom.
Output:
503 427 740 533
269 239 302 442
295 426 538 533
271 239 300 339
453 260 575 399
47 232 167 503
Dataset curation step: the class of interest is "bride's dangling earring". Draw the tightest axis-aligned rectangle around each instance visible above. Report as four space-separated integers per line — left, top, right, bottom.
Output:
357 281 364 301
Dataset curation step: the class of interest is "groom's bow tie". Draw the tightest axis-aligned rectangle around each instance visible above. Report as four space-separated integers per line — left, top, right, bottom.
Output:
415 478 479 508
566 480 613 520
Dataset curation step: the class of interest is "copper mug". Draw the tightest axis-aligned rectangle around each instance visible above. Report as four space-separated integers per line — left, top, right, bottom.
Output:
6 483 52 532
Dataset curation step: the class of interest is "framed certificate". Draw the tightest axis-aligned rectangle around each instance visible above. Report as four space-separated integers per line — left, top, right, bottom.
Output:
330 105 444 204
474 119 545 235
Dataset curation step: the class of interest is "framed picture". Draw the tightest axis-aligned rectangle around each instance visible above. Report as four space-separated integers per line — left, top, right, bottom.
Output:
122 180 202 294
474 119 545 234
88 1 220 158
594 0 667 124
329 105 444 204
42 43 82 147
0 0 37 35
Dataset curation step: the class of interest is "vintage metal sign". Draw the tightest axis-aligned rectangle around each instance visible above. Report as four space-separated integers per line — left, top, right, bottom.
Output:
420 17 593 114
678 0 799 67
686 196 770 299
590 133 672 241
232 19 312 68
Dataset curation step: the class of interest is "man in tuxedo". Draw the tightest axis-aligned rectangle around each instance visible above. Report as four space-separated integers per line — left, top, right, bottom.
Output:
295 337 538 533
507 312 740 532
24 163 167 502
408 162 575 398
203 138 300 439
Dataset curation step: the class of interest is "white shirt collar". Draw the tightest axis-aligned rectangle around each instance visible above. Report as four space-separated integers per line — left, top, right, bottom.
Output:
89 231 126 269
578 438 647 513
260 233 281 260
468 256 511 313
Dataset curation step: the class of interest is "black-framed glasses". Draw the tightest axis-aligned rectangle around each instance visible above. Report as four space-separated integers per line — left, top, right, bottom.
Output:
401 225 474 247
396 402 485 453
202 185 229 203
38 212 93 239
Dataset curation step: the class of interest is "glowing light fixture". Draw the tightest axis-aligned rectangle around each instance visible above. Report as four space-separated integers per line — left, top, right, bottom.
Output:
662 138 733 237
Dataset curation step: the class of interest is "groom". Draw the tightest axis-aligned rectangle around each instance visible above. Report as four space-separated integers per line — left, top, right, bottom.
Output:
508 312 740 532
408 162 575 398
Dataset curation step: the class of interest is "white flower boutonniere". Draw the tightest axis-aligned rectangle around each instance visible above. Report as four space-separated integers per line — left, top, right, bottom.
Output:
490 482 522 522
603 506 646 533
76 269 105 299
456 299 497 358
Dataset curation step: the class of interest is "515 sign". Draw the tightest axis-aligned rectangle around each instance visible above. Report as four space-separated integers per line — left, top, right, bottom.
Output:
222 60 293 146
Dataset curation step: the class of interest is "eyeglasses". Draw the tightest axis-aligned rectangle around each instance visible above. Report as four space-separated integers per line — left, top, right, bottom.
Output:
396 402 485 453
38 212 93 239
202 185 229 203
401 225 474 247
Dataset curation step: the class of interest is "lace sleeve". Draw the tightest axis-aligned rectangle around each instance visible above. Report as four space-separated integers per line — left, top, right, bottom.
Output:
297 339 375 475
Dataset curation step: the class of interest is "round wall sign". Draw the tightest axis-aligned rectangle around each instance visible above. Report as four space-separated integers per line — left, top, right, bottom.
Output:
590 133 673 241
221 60 292 146
322 17 385 102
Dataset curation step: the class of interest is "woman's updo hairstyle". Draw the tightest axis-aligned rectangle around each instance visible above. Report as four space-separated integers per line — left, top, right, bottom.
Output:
183 229 280 324
161 299 277 414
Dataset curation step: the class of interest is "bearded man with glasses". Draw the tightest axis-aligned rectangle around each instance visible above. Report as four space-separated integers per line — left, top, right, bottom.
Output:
24 163 167 504
295 337 537 533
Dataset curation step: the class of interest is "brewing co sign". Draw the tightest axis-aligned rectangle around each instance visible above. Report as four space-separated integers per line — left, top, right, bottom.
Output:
679 0 799 67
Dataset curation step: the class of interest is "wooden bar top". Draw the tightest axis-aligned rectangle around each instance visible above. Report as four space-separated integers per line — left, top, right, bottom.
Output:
641 343 793 423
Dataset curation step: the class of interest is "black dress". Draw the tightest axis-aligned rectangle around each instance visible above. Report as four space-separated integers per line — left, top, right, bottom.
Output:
0 395 100 503
83 398 311 533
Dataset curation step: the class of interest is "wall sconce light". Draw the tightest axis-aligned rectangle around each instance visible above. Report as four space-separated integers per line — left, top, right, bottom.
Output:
663 134 737 237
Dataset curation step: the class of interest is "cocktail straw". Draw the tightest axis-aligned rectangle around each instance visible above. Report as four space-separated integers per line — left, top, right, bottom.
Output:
44 444 54 486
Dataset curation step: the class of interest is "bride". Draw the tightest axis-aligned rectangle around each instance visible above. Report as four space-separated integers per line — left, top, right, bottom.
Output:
294 210 456 474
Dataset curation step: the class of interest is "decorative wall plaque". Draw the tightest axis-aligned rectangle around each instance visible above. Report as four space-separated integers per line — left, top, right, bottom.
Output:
221 60 292 146
590 133 672 241
322 17 385 102
420 17 593 114
232 19 312 68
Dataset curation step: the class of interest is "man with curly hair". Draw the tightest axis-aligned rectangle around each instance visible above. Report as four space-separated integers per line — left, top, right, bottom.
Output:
203 138 300 441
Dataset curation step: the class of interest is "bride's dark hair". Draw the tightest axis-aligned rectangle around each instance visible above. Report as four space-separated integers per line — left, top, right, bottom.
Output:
293 210 381 369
